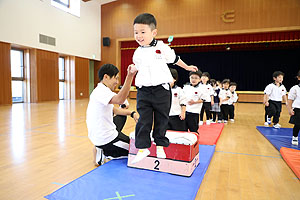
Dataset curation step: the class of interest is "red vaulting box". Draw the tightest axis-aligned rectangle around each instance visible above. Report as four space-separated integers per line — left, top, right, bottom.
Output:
127 130 199 177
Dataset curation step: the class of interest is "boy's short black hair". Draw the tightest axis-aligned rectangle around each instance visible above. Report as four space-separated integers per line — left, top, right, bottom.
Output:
230 82 237 87
201 72 211 79
272 71 284 78
189 70 202 78
222 79 230 84
169 68 178 81
210 79 216 86
98 64 119 81
134 13 157 30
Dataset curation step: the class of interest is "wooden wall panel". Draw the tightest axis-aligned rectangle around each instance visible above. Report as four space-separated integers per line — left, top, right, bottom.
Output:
74 57 89 99
101 0 300 69
30 49 59 102
0 41 12 105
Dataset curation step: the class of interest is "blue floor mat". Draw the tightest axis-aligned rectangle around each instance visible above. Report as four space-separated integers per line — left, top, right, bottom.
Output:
45 145 215 200
256 126 300 151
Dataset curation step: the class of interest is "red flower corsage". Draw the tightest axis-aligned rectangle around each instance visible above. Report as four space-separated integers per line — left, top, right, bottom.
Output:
195 92 198 94
156 50 161 54
174 93 178 97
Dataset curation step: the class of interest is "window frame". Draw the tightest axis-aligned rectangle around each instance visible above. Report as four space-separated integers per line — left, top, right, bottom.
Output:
10 49 25 103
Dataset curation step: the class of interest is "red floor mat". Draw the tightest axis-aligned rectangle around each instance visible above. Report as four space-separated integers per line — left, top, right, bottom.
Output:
198 123 224 145
280 147 300 179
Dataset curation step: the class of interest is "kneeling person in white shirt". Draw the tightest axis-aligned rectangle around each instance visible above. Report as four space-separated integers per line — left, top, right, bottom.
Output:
86 64 139 166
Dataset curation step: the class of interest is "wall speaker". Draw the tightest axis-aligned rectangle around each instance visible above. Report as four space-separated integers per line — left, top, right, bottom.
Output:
103 37 110 46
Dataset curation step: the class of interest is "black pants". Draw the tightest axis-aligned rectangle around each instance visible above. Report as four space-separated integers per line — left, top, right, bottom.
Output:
289 108 300 137
200 102 211 121
228 105 235 120
167 115 186 131
265 100 282 124
96 116 129 158
212 112 221 121
221 104 230 121
113 115 127 132
135 85 171 148
185 112 199 133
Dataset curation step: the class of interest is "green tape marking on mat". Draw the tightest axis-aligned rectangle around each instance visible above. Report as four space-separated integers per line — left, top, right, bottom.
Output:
104 191 135 200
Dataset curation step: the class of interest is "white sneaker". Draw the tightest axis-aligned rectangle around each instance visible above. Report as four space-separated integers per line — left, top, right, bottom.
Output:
230 119 234 123
206 120 211 125
292 136 298 145
217 120 222 123
131 149 150 164
273 123 281 129
95 147 105 166
199 121 203 125
156 146 166 158
224 120 228 124
210 120 216 123
264 122 269 127
266 116 271 124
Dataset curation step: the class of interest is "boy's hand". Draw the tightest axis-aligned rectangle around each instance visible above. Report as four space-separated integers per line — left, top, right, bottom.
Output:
264 102 269 107
179 112 186 120
133 112 139 123
186 65 198 72
128 64 137 75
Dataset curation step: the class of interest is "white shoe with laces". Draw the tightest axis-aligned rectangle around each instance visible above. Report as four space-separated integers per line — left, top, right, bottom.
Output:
199 121 203 125
230 119 234 123
206 120 211 125
95 147 105 166
292 136 298 145
266 116 271 124
273 123 281 129
264 122 269 127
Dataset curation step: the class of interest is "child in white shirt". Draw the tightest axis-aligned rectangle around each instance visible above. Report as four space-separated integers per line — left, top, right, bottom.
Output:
183 70 204 133
199 72 214 125
287 70 300 145
263 71 288 128
219 79 231 123
228 82 238 123
167 68 186 131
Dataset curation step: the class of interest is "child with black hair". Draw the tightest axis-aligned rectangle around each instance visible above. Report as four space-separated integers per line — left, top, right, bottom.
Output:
183 70 204 133
167 68 186 131
132 13 198 163
228 82 238 122
219 79 231 124
287 70 300 145
86 64 138 166
210 79 222 123
199 72 214 125
263 71 288 128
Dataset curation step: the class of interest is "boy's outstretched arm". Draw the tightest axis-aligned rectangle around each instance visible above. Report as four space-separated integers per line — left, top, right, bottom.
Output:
175 59 198 72
110 64 137 104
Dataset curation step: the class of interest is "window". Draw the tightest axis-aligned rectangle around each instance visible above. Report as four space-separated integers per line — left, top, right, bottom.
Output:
59 57 65 100
51 0 80 17
10 49 24 103
53 0 70 8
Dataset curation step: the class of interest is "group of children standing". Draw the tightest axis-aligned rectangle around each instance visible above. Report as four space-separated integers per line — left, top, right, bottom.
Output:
263 70 300 146
168 68 238 133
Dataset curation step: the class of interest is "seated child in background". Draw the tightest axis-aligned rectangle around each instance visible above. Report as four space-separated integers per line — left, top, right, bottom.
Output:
210 79 222 123
183 70 204 133
287 70 300 145
263 71 288 128
167 68 187 131
228 82 238 123
219 79 231 124
199 72 214 125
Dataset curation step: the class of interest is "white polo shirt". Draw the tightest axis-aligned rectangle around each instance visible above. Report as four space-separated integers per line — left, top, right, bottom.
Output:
219 89 232 105
86 83 118 146
170 86 186 116
264 83 287 101
133 40 176 88
183 84 203 114
199 83 214 102
288 85 300 108
228 91 238 105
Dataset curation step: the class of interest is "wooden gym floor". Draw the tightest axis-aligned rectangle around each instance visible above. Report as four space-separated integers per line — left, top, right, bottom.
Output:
0 99 299 200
